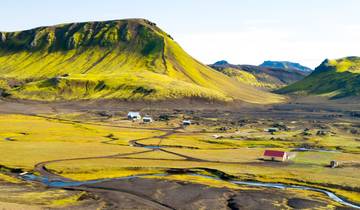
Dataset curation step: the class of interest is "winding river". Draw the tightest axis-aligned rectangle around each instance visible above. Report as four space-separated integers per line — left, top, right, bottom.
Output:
20 172 360 209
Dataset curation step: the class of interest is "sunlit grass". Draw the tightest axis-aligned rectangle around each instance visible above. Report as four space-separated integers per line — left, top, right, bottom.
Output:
0 173 21 184
0 113 359 205
57 167 165 181
0 114 153 169
0 114 162 144
0 185 83 207
146 174 242 189
0 19 285 104
50 192 86 207
279 56 360 98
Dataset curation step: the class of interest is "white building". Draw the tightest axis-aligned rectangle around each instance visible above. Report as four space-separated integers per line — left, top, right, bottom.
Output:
143 116 153 123
128 112 141 120
182 120 192 126
264 127 279 132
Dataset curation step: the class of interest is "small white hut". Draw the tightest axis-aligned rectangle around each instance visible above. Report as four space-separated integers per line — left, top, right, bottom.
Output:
143 116 153 123
127 112 141 120
182 120 192 126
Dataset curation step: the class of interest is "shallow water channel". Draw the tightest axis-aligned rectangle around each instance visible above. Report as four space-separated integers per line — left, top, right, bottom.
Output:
20 172 360 209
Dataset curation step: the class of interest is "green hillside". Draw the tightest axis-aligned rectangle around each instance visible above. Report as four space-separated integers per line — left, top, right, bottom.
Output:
278 57 360 98
220 67 266 88
210 61 309 89
0 19 283 103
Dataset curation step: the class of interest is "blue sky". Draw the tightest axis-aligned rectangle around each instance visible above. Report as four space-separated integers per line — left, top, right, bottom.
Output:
0 0 359 68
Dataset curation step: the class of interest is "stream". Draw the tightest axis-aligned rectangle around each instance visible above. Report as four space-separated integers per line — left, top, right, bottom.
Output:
19 172 360 209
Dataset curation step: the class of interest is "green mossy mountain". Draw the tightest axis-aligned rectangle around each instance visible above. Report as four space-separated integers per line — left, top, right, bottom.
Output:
278 57 360 98
0 19 283 103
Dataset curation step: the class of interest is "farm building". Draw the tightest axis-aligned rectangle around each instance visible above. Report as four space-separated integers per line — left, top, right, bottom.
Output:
127 112 141 120
212 134 223 139
264 127 279 133
182 120 192 126
263 150 288 161
143 116 153 123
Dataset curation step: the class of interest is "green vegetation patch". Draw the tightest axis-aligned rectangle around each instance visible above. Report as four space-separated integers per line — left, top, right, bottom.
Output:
0 19 284 104
278 57 360 98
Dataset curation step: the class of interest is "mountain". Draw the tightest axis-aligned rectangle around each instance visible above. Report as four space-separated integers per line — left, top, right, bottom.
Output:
213 60 230 66
0 19 284 104
260 61 313 72
278 57 360 98
210 61 309 89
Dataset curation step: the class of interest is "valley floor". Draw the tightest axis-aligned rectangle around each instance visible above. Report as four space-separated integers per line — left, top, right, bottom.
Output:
0 97 359 209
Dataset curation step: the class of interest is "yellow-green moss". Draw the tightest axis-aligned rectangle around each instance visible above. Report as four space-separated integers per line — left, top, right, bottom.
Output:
0 19 284 104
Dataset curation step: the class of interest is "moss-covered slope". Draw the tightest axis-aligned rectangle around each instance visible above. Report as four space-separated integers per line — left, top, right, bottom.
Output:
0 19 283 103
278 57 360 98
210 61 309 89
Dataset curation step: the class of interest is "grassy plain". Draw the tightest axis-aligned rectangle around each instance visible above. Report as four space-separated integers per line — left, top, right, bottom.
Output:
0 111 359 206
0 175 91 208
0 114 156 169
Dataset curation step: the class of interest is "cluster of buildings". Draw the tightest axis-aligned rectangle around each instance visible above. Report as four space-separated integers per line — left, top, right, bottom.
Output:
127 112 191 126
127 112 153 123
128 112 293 162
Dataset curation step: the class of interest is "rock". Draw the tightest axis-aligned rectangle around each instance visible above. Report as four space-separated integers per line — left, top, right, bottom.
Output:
0 32 5 42
219 127 230 131
97 111 113 117
316 130 327 136
159 114 170 121
330 160 339 168
287 198 327 209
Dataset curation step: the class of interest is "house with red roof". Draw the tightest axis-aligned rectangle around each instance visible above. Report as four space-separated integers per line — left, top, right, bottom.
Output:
263 150 288 161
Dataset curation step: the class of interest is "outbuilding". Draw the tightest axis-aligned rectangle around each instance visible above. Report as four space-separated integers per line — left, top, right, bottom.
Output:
263 150 288 161
127 112 141 120
182 120 192 126
265 128 279 133
143 116 153 123
212 134 223 139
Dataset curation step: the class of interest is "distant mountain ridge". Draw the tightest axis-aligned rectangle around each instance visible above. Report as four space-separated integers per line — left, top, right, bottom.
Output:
210 60 310 89
278 56 360 98
260 61 313 72
0 19 284 104
213 60 230 66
